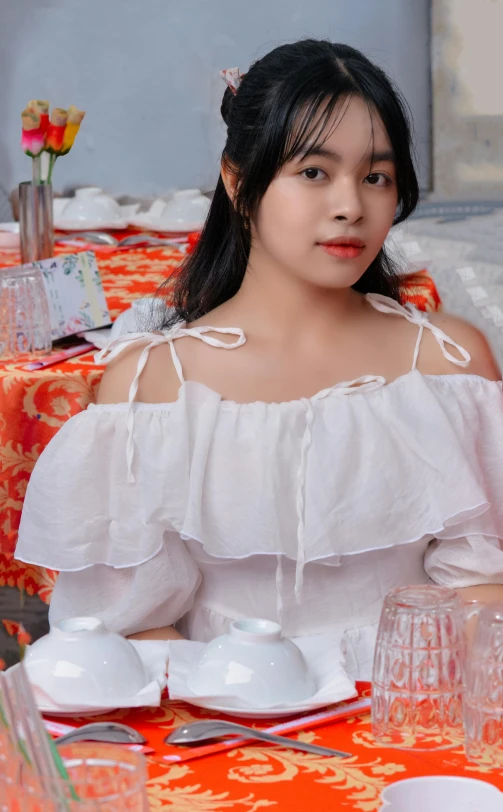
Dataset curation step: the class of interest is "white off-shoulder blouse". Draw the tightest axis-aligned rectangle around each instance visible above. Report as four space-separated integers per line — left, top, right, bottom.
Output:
15 294 503 679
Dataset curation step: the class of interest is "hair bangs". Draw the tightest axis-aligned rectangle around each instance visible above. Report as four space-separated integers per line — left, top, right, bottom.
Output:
281 90 355 167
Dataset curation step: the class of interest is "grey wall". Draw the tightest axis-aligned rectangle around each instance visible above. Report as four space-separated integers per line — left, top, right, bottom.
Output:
432 0 503 199
0 0 431 202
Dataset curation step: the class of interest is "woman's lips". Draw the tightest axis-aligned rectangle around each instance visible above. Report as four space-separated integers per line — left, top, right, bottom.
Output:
319 243 365 259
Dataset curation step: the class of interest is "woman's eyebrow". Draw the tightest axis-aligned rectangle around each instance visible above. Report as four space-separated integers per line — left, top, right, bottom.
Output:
298 145 395 164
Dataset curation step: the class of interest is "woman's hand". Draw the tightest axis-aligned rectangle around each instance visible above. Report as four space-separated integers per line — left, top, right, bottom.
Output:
457 584 503 647
456 584 503 604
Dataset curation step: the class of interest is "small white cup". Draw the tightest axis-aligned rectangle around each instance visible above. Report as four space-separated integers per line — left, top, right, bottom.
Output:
187 618 316 708
380 776 503 812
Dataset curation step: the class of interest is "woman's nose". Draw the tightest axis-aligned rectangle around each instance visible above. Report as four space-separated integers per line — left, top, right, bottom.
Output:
330 182 364 224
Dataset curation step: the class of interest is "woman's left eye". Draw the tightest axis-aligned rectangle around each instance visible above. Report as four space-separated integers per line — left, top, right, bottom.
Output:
365 173 392 187
301 167 327 181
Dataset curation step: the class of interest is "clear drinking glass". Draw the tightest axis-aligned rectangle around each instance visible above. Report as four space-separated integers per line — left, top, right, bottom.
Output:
372 584 467 750
0 265 52 360
0 743 148 811
464 603 503 768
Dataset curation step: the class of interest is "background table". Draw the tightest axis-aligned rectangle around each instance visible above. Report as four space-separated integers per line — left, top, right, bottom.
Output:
44 683 503 811
0 242 440 604
0 239 184 600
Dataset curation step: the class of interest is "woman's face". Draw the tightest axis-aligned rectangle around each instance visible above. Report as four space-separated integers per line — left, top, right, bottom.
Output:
250 95 399 290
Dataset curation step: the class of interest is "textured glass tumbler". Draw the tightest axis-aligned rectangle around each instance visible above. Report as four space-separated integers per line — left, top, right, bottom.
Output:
464 603 503 768
19 181 54 264
0 265 52 360
372 585 467 750
0 743 148 811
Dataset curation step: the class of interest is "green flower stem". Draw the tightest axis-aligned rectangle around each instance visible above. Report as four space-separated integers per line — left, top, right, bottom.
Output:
47 153 57 185
32 154 42 185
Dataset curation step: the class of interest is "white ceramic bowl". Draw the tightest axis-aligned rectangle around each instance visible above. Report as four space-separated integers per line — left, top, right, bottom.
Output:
58 187 122 223
186 619 316 708
161 189 210 226
130 190 210 231
380 776 503 812
24 617 147 705
53 197 71 220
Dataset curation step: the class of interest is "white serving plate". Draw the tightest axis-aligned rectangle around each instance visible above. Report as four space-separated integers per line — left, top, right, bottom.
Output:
182 695 343 719
54 217 129 231
127 213 204 233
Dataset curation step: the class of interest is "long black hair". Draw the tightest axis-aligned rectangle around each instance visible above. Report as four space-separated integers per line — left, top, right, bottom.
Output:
160 39 419 327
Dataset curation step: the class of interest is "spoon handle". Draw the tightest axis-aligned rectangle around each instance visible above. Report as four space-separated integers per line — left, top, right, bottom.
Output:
55 722 147 746
56 232 118 246
246 728 352 758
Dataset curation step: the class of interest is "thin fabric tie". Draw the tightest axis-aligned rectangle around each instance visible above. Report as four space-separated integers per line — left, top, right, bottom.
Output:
288 295 471 606
95 324 246 484
368 294 471 368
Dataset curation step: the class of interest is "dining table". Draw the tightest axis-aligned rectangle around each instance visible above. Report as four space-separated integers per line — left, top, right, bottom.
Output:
0 236 467 809
41 681 503 810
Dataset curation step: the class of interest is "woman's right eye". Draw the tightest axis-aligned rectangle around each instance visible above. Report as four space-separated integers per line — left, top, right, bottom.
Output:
301 167 327 181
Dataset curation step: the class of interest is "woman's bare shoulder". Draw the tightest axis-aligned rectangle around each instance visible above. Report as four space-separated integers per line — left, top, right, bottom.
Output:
420 311 501 380
96 337 181 404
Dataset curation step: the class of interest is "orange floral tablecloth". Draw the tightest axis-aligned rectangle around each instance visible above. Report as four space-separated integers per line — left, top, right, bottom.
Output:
0 253 440 599
43 682 503 811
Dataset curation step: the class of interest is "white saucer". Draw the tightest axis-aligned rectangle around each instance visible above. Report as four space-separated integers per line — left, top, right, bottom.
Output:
54 218 129 231
38 701 118 718
181 695 344 719
128 213 204 233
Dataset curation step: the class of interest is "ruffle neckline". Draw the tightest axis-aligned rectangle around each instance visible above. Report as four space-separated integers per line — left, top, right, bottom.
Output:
16 294 503 618
93 293 474 607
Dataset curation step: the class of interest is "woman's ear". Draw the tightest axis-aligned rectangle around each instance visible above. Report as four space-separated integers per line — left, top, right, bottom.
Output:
220 159 238 204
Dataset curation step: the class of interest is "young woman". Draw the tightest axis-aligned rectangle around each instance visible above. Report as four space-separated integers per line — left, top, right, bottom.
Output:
16 40 503 679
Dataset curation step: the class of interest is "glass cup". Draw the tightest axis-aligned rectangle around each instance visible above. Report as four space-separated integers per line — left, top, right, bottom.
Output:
464 603 503 768
372 584 467 749
0 743 148 811
0 265 52 360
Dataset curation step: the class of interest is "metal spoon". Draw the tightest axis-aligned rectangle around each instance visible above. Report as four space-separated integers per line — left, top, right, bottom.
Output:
55 722 147 746
165 720 352 758
55 232 187 248
117 234 188 248
56 232 119 246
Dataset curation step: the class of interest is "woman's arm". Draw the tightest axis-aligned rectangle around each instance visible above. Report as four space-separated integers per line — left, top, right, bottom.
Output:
456 584 503 604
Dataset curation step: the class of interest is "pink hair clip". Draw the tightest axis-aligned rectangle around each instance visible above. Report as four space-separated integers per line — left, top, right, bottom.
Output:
219 67 243 96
